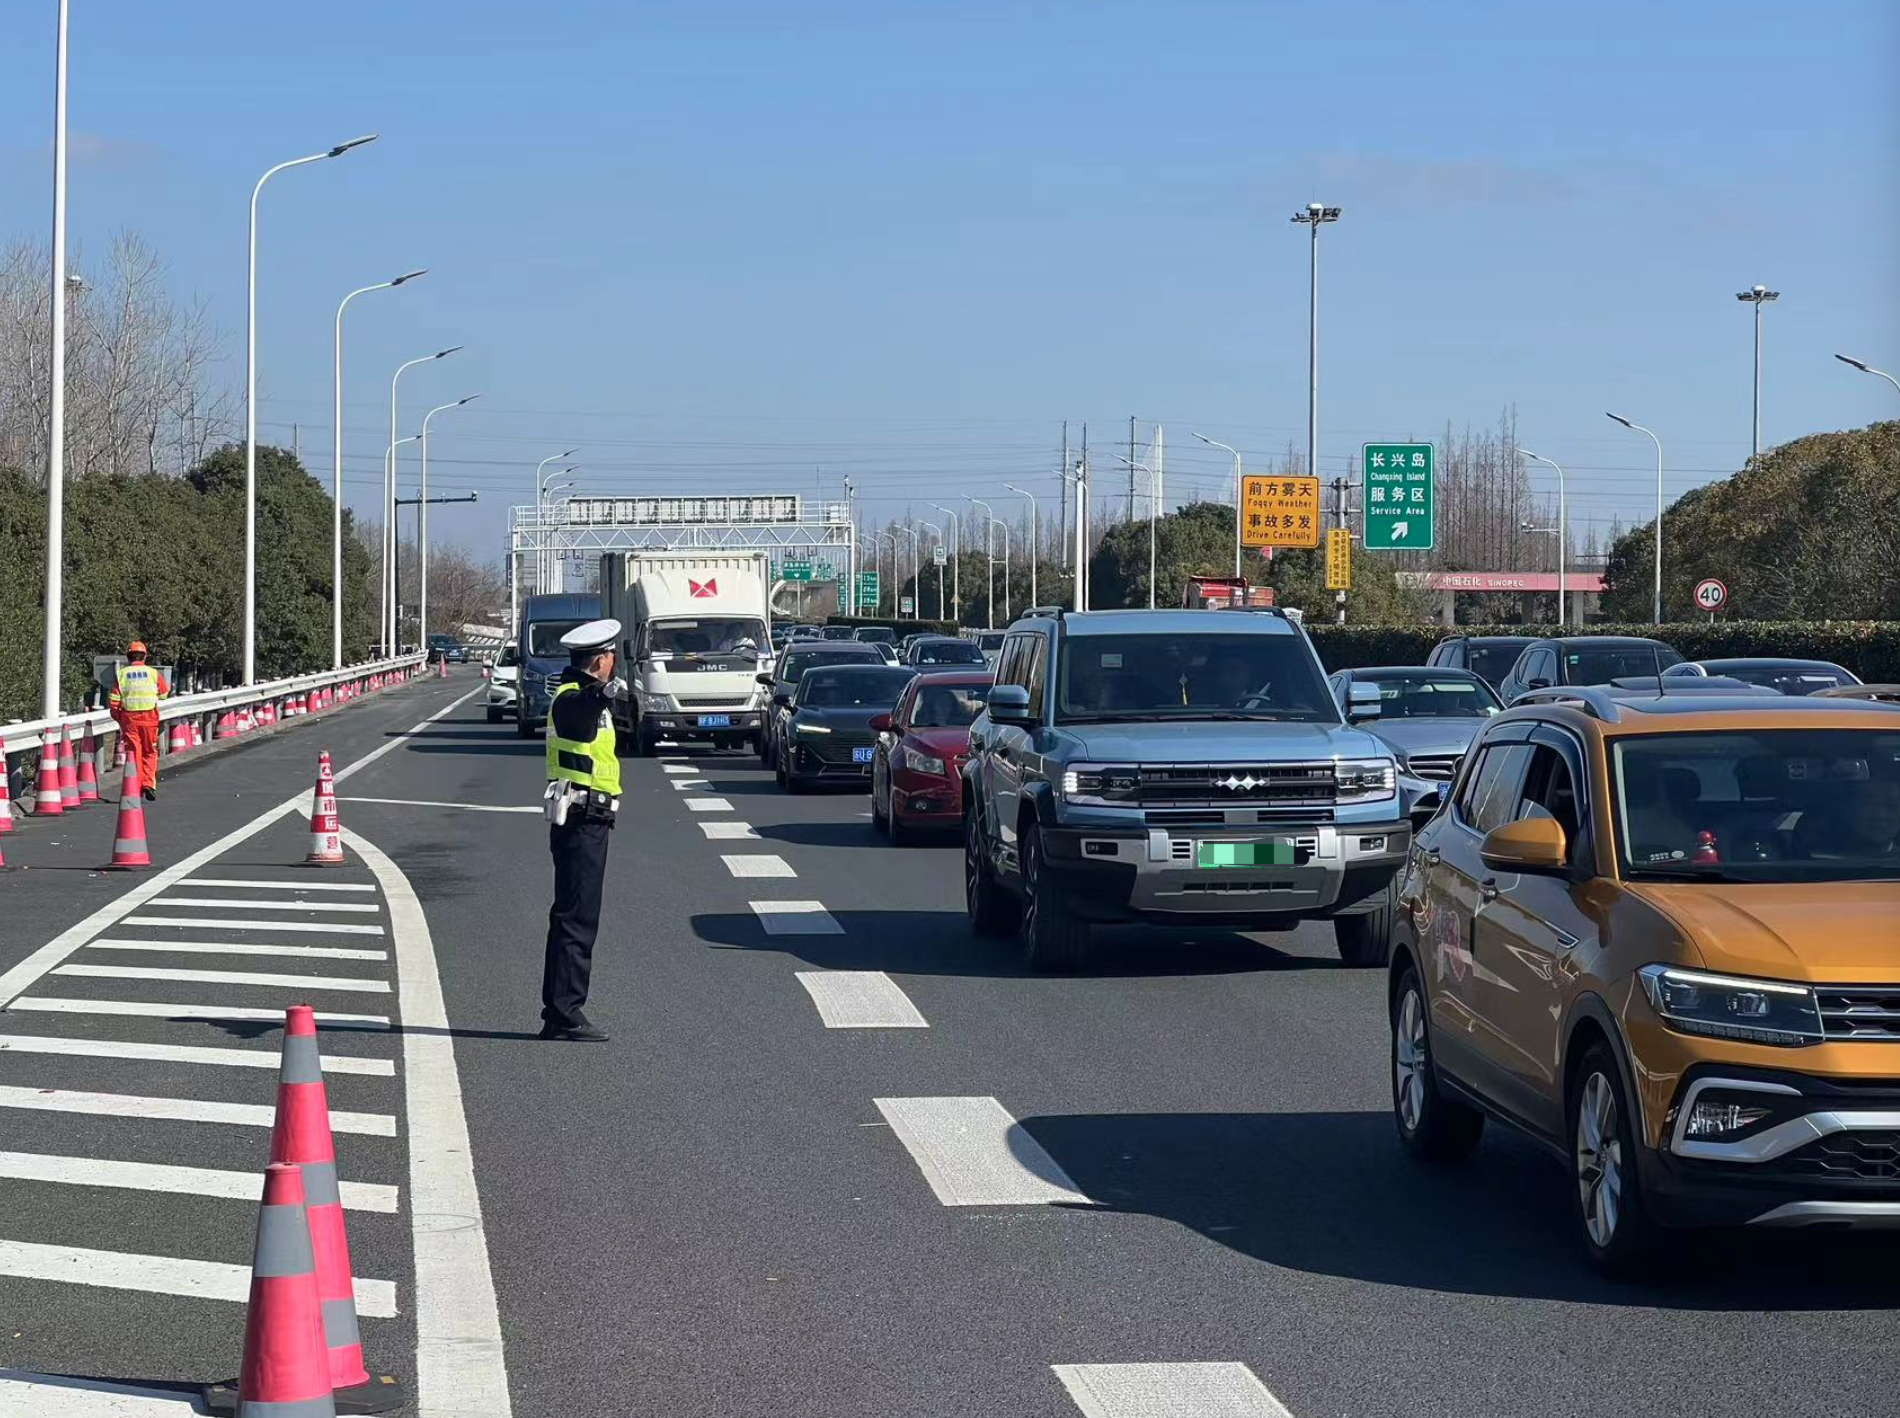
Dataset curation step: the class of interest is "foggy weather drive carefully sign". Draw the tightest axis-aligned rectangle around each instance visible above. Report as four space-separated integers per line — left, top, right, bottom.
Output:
1363 443 1435 551
1240 474 1321 549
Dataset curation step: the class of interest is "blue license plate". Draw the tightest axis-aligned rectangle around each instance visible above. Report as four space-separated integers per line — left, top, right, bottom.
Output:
697 714 731 728
852 746 874 764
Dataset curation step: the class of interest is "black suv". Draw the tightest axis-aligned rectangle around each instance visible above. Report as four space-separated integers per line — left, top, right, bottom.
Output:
1496 636 1683 704
1424 635 1535 692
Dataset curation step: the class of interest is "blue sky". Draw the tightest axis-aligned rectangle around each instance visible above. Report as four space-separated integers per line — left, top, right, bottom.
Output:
2 0 1895 561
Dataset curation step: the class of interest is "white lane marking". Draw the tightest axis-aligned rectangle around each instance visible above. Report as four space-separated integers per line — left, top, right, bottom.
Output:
182 877 376 892
698 822 759 839
0 1032 395 1077
341 796 540 814
722 854 796 879
148 896 382 913
91 937 389 962
53 963 391 995
6 998 390 1028
0 1084 395 1136
0 1369 207 1415
873 1096 1088 1206
750 900 843 935
661 765 694 774
685 797 733 812
0 1151 398 1213
348 827 514 1415
0 1239 395 1316
671 780 711 790
121 915 386 936
0 683 483 1010
1051 1363 1295 1418
795 971 927 1028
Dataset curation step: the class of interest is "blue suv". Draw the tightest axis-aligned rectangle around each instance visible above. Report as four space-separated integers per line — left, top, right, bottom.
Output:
962 607 1413 969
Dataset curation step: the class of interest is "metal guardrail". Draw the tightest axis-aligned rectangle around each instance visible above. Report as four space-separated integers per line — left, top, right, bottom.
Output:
1 653 427 767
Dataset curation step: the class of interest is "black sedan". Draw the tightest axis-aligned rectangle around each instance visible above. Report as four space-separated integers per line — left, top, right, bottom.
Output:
757 642 884 768
775 665 916 792
904 635 988 668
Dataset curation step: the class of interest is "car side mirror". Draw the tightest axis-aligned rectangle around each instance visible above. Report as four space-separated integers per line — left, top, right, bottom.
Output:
987 684 1032 725
869 712 894 734
1346 682 1382 721
1525 678 1551 692
1480 817 1569 875
755 672 774 686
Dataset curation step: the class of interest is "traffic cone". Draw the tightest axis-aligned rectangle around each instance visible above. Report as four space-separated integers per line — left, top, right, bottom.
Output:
33 729 62 817
305 756 344 866
230 1163 336 1418
192 719 204 747
105 756 151 869
0 758 14 834
76 726 100 805
54 723 78 810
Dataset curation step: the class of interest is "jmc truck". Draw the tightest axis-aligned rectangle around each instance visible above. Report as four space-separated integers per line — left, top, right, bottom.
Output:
599 550 774 755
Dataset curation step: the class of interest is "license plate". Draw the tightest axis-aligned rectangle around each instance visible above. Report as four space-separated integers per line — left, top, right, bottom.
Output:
1197 839 1296 868
852 746 874 764
697 715 732 728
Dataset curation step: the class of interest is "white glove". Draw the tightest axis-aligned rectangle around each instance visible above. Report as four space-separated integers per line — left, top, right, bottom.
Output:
601 676 629 701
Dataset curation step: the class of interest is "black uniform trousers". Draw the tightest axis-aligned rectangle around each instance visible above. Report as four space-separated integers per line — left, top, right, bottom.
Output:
542 814 612 1027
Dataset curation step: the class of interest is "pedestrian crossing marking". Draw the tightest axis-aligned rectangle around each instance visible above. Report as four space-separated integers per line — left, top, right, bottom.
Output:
0 1239 396 1316
873 1096 1088 1206
0 1083 395 1135
796 971 927 1028
54 962 392 994
0 1151 398 1212
180 877 376 892
1052 1363 1295 1417
722 854 796 878
121 914 386 936
0 1032 394 1076
0 1369 215 1415
149 895 382 913
7 997 390 1027
90 937 389 962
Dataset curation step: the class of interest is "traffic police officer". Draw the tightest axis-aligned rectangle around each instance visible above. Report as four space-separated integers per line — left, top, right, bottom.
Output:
539 618 628 1042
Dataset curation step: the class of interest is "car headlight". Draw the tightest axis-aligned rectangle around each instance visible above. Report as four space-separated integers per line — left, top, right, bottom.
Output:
794 721 831 735
640 691 679 713
1638 965 1822 1048
1060 764 1142 805
900 745 946 775
1335 758 1397 800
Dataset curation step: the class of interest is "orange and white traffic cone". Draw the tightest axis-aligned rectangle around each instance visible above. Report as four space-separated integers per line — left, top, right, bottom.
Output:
76 725 100 805
228 1162 337 1418
305 755 344 866
57 722 80 810
0 757 14 835
105 756 151 870
33 728 62 817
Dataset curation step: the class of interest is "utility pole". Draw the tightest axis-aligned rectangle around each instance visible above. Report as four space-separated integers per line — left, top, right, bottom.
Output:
1077 424 1089 609
1128 415 1137 522
40 0 70 720
1058 421 1069 568
1736 284 1779 461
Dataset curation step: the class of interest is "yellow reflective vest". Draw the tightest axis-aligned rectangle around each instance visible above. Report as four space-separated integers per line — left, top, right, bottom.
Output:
116 663 165 713
545 680 622 797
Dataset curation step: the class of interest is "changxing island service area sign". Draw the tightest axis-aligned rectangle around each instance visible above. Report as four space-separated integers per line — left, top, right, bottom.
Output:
1363 443 1435 551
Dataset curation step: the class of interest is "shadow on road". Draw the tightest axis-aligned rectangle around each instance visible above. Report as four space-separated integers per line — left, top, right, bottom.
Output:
752 821 916 850
401 741 545 758
1016 1108 1898 1311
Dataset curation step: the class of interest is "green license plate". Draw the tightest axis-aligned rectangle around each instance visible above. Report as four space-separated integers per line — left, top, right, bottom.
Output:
1196 840 1296 868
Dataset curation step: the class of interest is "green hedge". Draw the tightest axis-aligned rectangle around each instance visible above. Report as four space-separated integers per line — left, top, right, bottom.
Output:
1307 621 1900 682
823 614 961 637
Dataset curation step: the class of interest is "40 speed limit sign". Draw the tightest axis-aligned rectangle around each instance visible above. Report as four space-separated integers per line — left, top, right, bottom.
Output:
1694 578 1728 613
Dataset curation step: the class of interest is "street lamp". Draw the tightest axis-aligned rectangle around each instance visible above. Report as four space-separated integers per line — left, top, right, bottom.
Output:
1606 413 1665 624
930 504 960 622
388 345 461 650
1520 520 1561 624
987 517 1012 623
919 519 945 620
382 434 421 651
967 498 995 628
1193 432 1244 577
1736 284 1779 460
895 525 919 618
528 447 579 605
419 395 479 643
1836 353 1900 397
333 268 425 668
1290 202 1341 485
1113 455 1158 609
1517 448 1568 627
40 0 71 718
246 132 377 684
1002 483 1039 608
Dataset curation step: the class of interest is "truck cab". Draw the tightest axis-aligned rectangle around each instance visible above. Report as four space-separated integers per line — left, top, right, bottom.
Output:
513 593 603 737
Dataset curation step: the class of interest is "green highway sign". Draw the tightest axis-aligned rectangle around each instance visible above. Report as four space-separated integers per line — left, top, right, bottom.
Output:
856 571 880 598
815 562 835 581
782 560 813 582
1363 442 1435 551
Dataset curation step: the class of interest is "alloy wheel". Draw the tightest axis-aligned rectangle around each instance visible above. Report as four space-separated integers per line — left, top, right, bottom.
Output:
1394 988 1427 1133
1576 1072 1623 1248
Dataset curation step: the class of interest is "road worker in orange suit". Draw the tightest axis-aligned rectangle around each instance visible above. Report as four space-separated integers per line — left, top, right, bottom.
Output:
109 641 170 801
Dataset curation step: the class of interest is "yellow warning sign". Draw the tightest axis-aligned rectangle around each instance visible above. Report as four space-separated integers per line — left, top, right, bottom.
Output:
1240 474 1322 549
1325 528 1352 590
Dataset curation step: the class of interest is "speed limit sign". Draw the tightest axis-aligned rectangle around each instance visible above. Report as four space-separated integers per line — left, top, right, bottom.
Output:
1694 578 1728 613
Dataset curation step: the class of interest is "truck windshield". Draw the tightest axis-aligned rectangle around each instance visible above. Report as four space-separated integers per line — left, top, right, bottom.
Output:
526 620 586 657
1057 632 1335 723
647 618 765 658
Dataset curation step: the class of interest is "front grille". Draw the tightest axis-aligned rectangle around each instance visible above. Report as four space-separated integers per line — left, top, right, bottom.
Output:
1773 1132 1900 1182
1817 986 1900 1042
802 731 874 765
1136 763 1336 808
1408 753 1462 782
677 697 751 710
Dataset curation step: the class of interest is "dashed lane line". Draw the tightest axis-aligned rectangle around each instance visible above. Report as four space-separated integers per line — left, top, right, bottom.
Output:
144 896 383 913
661 765 695 775
873 1096 1089 1207
0 1369 207 1414
119 915 387 936
0 1032 395 1076
90 938 389 962
5 998 390 1027
671 779 712 790
685 797 734 812
698 821 759 839
0 1084 395 1135
721 854 796 879
180 878 375 892
0 1151 398 1213
1051 1363 1296 1418
52 963 392 994
750 900 844 935
0 1239 397 1316
795 971 928 1028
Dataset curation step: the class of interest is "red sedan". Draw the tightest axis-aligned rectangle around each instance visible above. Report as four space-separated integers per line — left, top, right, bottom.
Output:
869 671 991 844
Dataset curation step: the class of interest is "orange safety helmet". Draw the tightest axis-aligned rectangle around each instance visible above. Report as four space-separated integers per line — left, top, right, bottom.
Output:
127 640 148 657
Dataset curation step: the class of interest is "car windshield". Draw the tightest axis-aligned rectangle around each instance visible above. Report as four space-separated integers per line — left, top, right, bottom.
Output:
647 617 764 658
975 632 1006 651
1057 632 1335 722
1613 728 1900 883
526 620 585 657
1358 673 1501 718
910 682 990 727
779 649 874 685
798 668 914 708
497 645 519 668
1719 665 1855 695
915 640 986 665
855 627 896 643
1466 642 1531 687
1567 643 1683 683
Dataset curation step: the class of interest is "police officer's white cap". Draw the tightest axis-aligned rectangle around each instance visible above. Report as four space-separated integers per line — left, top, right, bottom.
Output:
559 618 622 652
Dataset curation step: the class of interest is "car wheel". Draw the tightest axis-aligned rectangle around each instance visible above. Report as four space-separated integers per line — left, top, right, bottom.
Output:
1334 878 1396 967
1391 966 1483 1161
887 801 916 847
1020 827 1088 971
485 705 501 724
964 805 1019 936
1570 1043 1660 1277
871 768 889 829
775 749 791 790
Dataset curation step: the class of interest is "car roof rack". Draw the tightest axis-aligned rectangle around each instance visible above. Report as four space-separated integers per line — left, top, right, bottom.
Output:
1511 685 1620 721
1019 605 1066 620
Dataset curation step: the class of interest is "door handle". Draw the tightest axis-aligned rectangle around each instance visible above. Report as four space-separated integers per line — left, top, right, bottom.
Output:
1479 878 1499 902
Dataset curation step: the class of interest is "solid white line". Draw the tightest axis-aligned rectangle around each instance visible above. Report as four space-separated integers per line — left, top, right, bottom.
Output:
0 1084 394 1136
750 900 843 935
0 1151 398 1213
722 854 796 879
1051 1363 1295 1418
0 1032 395 1077
698 821 759 839
341 796 541 814
348 827 514 1415
685 797 733 812
873 1096 1088 1206
796 971 928 1028
181 877 375 892
0 1239 396 1316
121 915 386 936
91 937 389 962
148 896 382 913
7 997 390 1028
53 962 391 994
0 1369 207 1415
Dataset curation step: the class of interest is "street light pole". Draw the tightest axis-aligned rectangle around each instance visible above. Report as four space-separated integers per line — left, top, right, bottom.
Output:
382 434 421 648
1002 484 1038 608
1517 448 1567 627
40 0 70 718
1736 284 1779 460
1835 353 1900 398
1112 455 1157 608
1606 413 1665 624
387 345 461 650
419 395 479 644
247 133 376 683
1521 520 1560 622
333 269 424 668
919 519 945 620
1291 203 1340 485
1193 433 1244 578
896 526 919 619
930 504 960 622
968 498 995 628
527 447 578 608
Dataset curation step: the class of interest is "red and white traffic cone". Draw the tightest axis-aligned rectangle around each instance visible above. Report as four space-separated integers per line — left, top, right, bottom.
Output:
76 725 100 805
33 728 62 817
305 755 344 866
57 722 81 810
226 1163 337 1418
105 756 151 870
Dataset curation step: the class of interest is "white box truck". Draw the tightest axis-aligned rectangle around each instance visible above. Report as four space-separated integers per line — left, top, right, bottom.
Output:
599 550 774 755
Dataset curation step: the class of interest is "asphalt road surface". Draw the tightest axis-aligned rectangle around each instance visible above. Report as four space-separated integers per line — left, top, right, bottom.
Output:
2 669 1894 1417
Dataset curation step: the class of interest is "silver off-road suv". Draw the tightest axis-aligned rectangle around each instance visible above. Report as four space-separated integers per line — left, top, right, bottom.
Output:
962 607 1415 968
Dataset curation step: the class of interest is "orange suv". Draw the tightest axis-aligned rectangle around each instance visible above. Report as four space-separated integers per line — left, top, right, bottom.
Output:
1387 683 1900 1272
